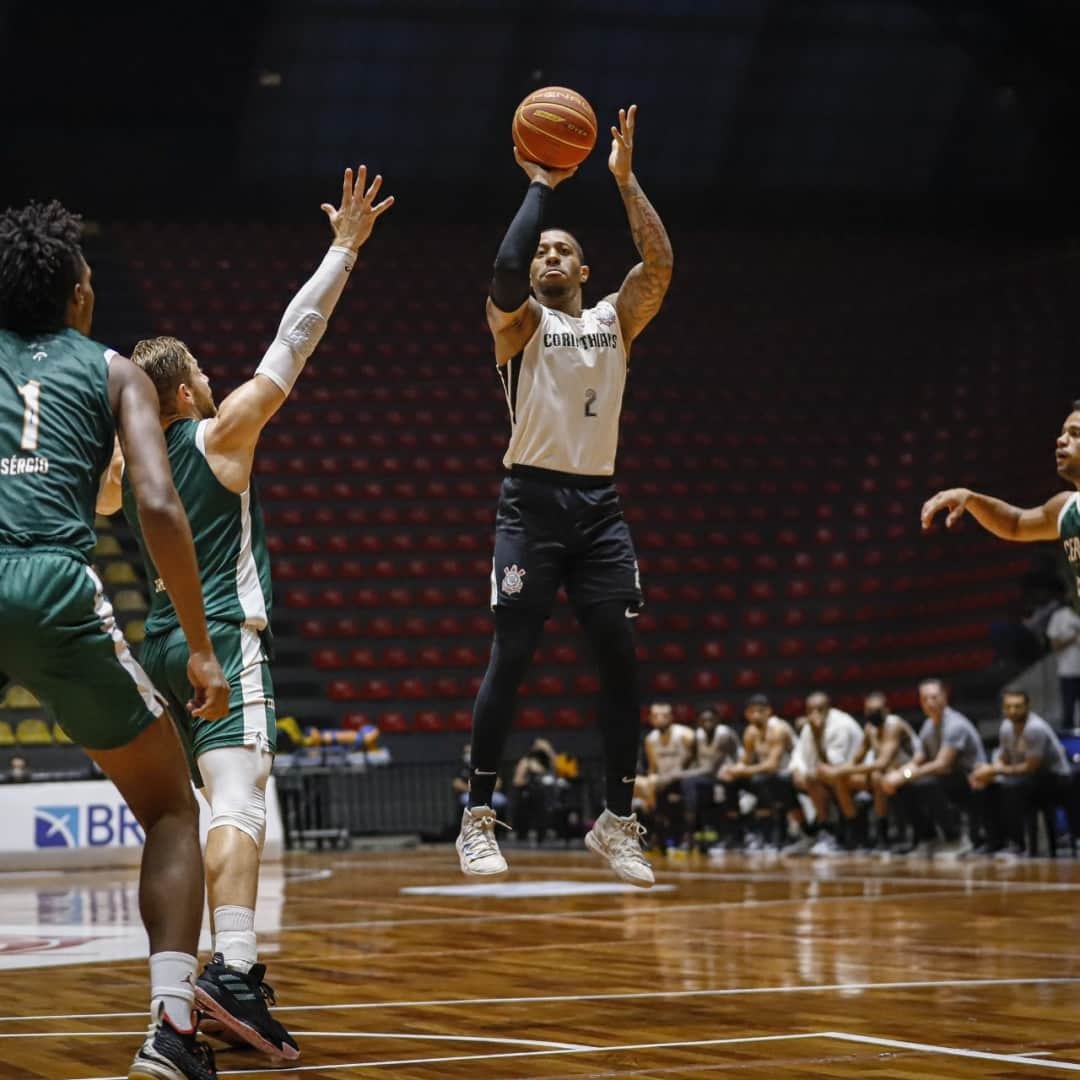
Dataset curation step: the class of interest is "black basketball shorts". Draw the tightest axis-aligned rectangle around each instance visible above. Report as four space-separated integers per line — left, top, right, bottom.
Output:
489 467 644 616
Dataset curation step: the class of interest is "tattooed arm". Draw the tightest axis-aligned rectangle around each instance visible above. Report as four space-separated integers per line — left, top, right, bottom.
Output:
604 105 674 349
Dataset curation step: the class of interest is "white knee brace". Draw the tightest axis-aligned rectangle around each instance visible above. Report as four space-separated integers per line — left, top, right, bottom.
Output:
198 745 274 852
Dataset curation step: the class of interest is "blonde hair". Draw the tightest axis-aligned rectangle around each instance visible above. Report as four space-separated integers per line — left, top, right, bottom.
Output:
130 336 196 414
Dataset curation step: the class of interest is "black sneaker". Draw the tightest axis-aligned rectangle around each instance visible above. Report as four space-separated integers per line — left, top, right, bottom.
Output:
195 954 299 1060
128 1013 217 1080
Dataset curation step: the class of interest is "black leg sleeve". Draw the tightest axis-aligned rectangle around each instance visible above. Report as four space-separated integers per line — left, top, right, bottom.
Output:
578 600 642 816
467 607 546 809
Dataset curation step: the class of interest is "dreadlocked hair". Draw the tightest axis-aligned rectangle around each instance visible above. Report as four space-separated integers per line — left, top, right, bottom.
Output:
0 200 85 336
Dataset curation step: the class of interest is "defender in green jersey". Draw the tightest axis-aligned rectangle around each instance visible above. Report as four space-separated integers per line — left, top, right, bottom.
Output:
99 166 393 1061
0 200 228 1080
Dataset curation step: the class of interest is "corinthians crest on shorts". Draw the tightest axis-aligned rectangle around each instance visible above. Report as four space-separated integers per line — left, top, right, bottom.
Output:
501 564 526 595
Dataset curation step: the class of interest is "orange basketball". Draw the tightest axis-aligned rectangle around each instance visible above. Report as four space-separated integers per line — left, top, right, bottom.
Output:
512 86 597 170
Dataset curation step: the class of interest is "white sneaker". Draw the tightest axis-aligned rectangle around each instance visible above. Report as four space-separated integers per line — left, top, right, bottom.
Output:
810 833 841 857
456 806 509 876
585 810 655 888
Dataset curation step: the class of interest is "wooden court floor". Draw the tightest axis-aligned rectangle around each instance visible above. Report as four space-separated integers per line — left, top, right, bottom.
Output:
2 846 1080 1078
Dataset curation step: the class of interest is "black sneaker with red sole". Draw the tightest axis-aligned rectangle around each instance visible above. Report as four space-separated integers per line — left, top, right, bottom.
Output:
195 954 299 1060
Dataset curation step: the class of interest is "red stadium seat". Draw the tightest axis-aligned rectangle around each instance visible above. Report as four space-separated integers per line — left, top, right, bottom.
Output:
383 647 410 668
519 707 547 730
312 648 343 671
328 679 359 702
692 670 722 692
434 676 463 698
348 647 377 670
449 709 474 732
535 674 565 696
415 710 446 733
400 678 429 700
733 669 761 690
701 640 725 661
379 712 411 734
554 706 587 729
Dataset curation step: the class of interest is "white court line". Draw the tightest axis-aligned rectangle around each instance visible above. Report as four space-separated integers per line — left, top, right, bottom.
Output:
327 851 1080 892
0 1030 589 1049
10 976 1078 1024
72 1030 1080 1078
286 1031 591 1049
476 862 1080 891
274 885 1047 935
827 1031 1080 1072
281 868 335 884
0 1031 143 1038
68 1032 827 1079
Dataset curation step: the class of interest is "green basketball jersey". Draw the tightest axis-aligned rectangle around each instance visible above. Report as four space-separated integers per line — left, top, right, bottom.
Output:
122 418 273 636
1060 493 1080 597
0 328 115 559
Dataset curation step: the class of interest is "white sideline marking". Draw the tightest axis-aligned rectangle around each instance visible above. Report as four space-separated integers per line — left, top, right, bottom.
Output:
1 1029 589 1049
0 1031 143 1038
400 880 677 898
486 862 1080 891
11 976 1078 1025
285 1031 593 1050
69 1032 828 1079
59 1028 1080 1078
827 1032 1080 1072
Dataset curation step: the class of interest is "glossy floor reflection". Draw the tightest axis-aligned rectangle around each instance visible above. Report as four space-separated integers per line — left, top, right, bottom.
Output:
2 847 1079 1077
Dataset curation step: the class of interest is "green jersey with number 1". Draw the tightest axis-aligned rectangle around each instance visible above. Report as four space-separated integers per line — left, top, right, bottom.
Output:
0 328 115 560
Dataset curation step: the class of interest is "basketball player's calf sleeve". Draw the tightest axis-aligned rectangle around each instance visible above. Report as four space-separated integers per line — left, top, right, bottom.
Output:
580 601 642 816
490 181 550 312
469 607 546 809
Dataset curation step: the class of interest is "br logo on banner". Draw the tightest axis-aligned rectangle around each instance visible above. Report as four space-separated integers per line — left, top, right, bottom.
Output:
33 804 145 849
34 806 80 848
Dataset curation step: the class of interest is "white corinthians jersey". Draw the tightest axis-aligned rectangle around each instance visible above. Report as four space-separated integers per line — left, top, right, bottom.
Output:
499 300 627 476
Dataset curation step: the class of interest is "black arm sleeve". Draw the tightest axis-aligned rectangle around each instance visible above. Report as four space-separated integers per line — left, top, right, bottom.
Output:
489 181 549 313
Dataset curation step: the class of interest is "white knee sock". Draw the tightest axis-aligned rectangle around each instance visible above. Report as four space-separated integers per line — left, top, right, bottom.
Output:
214 905 257 974
149 951 197 1033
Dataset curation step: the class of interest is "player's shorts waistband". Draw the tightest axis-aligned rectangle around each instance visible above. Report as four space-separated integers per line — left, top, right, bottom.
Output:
507 465 614 490
0 543 86 563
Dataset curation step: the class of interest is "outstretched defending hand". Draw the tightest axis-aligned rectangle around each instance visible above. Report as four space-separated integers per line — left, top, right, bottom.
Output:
608 104 637 185
321 166 395 252
513 146 578 188
921 488 972 530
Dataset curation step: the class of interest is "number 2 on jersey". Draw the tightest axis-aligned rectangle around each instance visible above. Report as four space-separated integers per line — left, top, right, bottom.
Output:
18 381 41 450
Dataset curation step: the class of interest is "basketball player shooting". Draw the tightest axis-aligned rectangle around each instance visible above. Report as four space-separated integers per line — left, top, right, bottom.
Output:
922 403 1080 606
456 104 674 886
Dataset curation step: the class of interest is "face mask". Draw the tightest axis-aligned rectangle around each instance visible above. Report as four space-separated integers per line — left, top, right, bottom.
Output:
865 709 886 726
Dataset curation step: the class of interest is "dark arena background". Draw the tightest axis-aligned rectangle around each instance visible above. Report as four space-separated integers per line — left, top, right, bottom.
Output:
3 2 1080 1077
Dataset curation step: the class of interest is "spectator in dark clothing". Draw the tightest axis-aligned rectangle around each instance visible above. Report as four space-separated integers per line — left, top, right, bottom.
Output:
511 738 565 843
